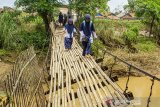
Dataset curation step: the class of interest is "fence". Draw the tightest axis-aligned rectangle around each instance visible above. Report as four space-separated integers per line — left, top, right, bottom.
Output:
2 47 46 107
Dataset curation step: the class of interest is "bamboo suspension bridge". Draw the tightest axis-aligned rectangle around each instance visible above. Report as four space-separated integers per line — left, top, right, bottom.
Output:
0 22 159 107
46 23 132 107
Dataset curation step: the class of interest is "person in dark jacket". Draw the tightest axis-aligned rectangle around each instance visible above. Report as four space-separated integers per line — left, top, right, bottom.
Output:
63 14 67 26
67 11 72 19
80 14 97 57
64 18 77 50
58 12 63 26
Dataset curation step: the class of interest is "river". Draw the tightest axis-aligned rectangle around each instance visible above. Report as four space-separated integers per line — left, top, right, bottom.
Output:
117 76 160 107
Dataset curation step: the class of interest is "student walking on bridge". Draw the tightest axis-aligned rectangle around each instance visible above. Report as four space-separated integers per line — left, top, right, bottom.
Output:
80 14 97 57
58 12 63 26
64 18 77 50
63 14 67 26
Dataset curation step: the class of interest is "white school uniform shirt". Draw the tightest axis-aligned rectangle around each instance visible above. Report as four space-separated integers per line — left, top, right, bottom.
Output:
80 31 97 43
64 27 77 38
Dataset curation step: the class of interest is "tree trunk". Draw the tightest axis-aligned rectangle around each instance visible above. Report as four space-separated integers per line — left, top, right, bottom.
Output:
149 15 155 37
156 26 160 45
38 11 51 36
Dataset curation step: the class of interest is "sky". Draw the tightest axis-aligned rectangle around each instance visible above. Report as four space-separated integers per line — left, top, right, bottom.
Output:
108 0 128 12
0 0 15 8
0 0 128 13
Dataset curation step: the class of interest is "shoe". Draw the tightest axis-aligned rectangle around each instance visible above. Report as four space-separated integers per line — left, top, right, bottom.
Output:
88 55 92 58
85 55 90 58
65 49 69 52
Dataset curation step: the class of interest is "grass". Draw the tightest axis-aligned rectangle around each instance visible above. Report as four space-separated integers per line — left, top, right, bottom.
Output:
92 19 160 76
0 49 7 56
94 19 145 31
135 37 157 52
94 19 159 52
104 48 160 76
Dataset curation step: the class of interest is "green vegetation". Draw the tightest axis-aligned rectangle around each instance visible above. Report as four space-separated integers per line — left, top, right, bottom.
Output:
93 19 158 54
89 0 160 55
0 11 20 50
122 26 138 51
0 10 49 57
94 20 145 30
136 42 156 52
126 0 160 44
0 0 63 58
15 0 62 35
0 0 159 67
95 20 139 45
91 39 105 58
0 49 7 56
123 31 137 45
135 38 157 52
90 18 159 75
68 0 109 20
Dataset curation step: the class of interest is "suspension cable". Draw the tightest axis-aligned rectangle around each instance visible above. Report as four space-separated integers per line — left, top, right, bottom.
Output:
124 65 132 94
147 77 155 107
109 56 117 77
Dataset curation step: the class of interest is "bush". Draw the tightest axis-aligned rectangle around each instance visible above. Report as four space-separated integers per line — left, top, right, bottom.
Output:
0 11 48 52
130 26 139 36
94 20 144 49
23 15 43 25
123 30 138 44
122 30 138 53
92 39 105 58
0 49 7 56
0 12 18 49
17 30 49 50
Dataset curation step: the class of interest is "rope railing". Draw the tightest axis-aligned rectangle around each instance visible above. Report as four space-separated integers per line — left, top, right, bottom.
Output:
102 50 160 81
98 49 160 106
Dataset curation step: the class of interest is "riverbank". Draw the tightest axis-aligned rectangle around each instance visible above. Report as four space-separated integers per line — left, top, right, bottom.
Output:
0 61 13 91
103 48 160 77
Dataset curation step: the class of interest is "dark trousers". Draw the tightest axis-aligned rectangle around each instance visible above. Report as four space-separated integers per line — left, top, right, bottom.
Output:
64 37 73 49
82 41 91 56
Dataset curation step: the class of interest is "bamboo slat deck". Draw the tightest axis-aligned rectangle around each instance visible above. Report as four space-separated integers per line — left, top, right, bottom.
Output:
47 24 133 107
0 92 7 107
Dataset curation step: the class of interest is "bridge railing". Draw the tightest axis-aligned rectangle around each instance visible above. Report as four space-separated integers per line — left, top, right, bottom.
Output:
3 47 46 107
98 49 160 107
75 24 159 106
102 50 160 81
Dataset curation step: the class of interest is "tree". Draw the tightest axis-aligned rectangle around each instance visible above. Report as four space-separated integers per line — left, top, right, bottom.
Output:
15 0 63 35
0 12 18 49
124 0 136 13
69 0 109 20
114 6 122 15
134 0 160 39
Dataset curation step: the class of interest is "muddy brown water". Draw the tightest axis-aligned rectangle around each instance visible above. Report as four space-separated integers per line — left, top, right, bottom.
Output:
117 76 160 107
